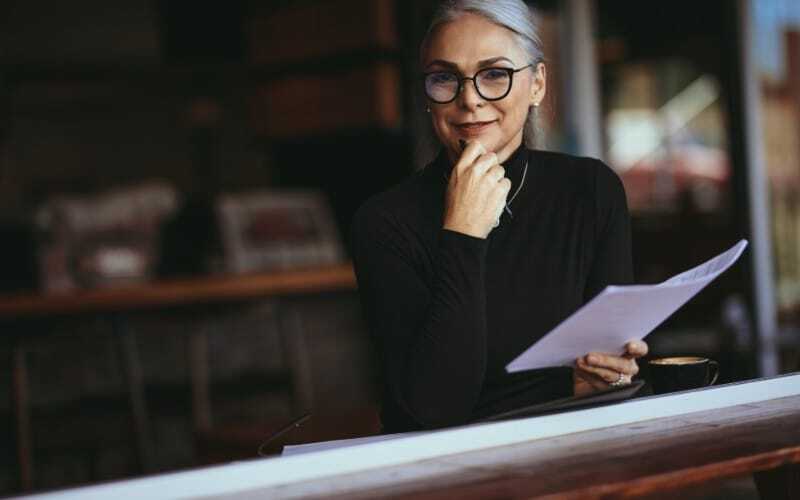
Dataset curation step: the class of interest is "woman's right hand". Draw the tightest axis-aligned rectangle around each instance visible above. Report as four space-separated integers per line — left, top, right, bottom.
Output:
443 140 512 239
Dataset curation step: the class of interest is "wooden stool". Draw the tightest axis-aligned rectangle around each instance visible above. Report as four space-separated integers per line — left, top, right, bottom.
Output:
10 316 154 491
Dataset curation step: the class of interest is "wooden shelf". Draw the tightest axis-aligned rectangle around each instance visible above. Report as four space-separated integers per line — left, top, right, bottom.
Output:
248 0 398 66
0 264 357 319
251 62 401 138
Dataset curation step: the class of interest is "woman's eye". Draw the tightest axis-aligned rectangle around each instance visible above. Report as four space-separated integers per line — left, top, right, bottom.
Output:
482 69 510 80
430 72 457 84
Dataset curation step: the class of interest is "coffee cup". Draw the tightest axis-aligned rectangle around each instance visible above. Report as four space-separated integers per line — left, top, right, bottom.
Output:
647 356 719 395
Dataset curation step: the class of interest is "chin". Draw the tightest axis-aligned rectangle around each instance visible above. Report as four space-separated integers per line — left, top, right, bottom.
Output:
449 133 500 152
477 136 502 153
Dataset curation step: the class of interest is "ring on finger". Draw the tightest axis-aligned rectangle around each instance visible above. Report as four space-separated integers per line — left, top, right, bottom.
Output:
609 372 631 387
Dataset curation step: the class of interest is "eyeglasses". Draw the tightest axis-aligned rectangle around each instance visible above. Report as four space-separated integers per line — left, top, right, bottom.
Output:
423 64 533 104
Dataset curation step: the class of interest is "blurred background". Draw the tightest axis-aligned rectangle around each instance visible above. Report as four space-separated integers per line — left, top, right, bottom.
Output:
0 0 799 495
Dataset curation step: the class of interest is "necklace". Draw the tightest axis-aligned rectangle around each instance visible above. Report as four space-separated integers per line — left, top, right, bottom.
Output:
503 158 528 219
490 158 528 228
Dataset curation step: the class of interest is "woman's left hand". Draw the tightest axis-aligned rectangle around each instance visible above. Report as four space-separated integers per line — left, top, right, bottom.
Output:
573 340 649 396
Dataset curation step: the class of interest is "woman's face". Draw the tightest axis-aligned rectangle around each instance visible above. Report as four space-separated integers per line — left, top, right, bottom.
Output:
423 13 546 164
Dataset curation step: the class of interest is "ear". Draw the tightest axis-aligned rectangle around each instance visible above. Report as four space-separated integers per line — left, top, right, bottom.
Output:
529 62 547 107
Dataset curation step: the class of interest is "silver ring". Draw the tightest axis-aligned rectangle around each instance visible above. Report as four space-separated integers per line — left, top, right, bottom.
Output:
493 218 500 228
609 372 629 387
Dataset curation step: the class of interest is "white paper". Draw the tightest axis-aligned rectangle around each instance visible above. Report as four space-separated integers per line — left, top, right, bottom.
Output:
281 431 422 456
506 239 748 372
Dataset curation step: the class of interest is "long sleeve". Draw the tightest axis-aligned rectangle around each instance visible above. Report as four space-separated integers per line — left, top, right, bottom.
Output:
351 204 489 428
351 149 633 433
584 160 634 301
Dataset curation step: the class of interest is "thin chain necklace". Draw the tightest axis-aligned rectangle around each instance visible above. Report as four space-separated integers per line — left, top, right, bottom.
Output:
503 158 528 219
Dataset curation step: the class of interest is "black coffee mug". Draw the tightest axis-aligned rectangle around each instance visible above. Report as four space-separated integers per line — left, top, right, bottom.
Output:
647 356 719 395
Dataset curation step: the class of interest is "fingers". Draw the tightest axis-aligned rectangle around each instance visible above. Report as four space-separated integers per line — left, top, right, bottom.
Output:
484 164 506 184
578 353 639 379
575 343 647 393
488 177 511 222
487 175 511 203
624 340 649 358
575 369 609 391
576 357 623 383
454 140 487 175
585 353 639 374
470 152 500 178
443 139 510 238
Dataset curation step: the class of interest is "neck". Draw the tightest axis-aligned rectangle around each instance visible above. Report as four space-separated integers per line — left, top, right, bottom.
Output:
495 133 525 165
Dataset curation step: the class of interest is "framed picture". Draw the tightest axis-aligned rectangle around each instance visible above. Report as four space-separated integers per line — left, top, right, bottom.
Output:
216 190 344 274
35 182 178 292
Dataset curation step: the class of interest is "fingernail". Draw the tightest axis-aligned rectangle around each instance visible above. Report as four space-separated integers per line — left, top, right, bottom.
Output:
588 355 597 364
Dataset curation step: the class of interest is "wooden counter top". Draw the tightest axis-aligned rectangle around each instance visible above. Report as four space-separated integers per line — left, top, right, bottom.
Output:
0 264 357 318
16 374 800 499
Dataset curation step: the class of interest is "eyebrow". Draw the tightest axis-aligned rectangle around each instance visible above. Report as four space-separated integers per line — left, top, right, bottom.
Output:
425 56 515 71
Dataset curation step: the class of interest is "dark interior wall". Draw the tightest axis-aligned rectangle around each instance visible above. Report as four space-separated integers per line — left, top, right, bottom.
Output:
0 1 270 221
0 0 162 66
4 74 267 205
0 0 147 217
598 0 734 67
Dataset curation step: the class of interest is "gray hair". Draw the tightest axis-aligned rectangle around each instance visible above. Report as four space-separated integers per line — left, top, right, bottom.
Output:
420 0 545 150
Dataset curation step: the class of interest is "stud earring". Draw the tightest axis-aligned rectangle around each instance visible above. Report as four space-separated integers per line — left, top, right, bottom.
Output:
426 107 431 113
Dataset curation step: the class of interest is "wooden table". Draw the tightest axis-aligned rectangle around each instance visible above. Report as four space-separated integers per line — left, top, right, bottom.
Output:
0 264 357 492
16 374 800 500
359 397 800 499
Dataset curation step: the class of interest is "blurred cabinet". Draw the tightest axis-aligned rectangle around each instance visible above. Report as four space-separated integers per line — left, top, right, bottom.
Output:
248 0 397 65
251 62 401 138
248 0 402 139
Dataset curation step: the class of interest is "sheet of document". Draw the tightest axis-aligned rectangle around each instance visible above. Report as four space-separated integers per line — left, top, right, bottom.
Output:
282 431 423 456
506 239 748 372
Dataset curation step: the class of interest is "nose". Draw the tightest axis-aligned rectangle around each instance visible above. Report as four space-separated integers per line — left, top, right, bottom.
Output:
457 77 484 110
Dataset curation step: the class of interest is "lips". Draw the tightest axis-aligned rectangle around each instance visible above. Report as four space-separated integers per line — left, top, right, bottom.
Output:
455 120 496 136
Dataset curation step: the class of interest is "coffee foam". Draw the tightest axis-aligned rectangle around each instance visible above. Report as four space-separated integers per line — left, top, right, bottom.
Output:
650 356 708 365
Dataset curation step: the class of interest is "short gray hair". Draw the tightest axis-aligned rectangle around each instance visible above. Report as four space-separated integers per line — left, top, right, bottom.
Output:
421 0 545 149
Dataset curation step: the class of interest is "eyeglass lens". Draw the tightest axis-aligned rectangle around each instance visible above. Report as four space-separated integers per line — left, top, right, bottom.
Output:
425 68 512 103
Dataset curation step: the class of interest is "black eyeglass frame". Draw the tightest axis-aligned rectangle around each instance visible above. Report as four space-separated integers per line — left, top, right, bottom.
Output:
423 64 534 104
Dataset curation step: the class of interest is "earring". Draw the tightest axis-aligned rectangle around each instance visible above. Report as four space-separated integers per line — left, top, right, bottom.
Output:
426 106 431 113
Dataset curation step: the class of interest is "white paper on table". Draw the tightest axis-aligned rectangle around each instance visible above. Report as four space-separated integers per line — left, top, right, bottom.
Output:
506 239 748 373
281 431 423 456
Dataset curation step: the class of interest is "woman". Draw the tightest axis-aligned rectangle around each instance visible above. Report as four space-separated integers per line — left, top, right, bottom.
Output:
351 0 648 433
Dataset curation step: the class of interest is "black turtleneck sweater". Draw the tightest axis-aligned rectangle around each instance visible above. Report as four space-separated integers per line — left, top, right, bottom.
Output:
351 146 633 433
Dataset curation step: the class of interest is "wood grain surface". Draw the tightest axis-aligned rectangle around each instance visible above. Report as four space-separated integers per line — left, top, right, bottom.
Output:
382 396 800 500
208 394 800 499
